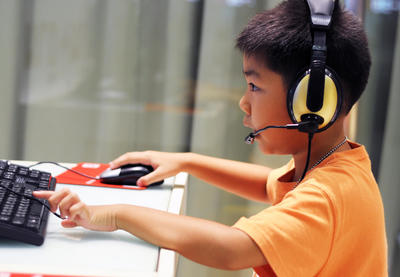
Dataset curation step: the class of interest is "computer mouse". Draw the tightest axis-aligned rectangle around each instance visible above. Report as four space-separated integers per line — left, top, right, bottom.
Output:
99 164 163 186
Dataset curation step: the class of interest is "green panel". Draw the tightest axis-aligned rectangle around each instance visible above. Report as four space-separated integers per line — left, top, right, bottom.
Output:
22 0 106 162
0 0 21 159
160 0 202 152
21 0 198 163
181 1 281 277
357 11 398 177
379 13 400 277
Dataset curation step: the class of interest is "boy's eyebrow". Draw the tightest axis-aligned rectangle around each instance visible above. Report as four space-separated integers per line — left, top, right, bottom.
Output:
243 69 260 78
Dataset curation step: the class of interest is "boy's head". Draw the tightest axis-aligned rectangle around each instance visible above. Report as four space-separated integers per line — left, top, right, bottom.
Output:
236 0 371 114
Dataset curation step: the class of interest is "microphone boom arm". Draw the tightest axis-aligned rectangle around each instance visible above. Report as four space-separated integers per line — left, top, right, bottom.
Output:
244 123 309 144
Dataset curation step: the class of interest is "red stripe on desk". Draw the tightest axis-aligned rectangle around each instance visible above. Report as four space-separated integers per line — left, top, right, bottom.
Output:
55 162 145 190
1 273 96 277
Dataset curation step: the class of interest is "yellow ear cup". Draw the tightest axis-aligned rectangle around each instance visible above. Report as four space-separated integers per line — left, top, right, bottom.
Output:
292 73 338 128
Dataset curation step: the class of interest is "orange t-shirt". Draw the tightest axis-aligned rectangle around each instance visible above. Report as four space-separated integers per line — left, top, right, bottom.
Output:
234 141 387 276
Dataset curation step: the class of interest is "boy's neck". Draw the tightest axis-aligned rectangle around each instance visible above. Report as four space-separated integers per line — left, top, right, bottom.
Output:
292 126 351 182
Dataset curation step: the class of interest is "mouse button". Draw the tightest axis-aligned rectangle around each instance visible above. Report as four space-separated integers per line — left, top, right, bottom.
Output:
122 163 154 171
100 168 121 178
142 165 155 172
121 163 142 169
121 165 150 174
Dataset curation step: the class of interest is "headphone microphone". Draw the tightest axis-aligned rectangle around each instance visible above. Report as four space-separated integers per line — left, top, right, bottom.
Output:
244 119 320 144
245 124 297 145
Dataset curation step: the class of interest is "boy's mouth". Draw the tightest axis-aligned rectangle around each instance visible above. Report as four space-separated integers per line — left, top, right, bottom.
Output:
242 117 252 129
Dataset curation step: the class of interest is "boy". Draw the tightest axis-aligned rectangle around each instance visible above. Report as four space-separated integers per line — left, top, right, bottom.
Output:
34 0 387 276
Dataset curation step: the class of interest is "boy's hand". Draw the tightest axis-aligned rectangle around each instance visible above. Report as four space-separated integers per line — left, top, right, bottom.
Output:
109 151 189 187
33 188 118 232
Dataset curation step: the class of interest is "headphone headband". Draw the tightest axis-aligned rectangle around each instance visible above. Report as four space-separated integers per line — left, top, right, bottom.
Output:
306 0 336 112
286 0 341 133
306 0 335 28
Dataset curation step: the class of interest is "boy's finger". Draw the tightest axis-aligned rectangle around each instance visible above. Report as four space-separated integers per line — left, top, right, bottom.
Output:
33 190 54 200
61 220 78 228
109 153 132 169
137 168 165 187
109 152 150 169
33 190 60 212
44 188 71 212
58 192 80 219
69 202 86 222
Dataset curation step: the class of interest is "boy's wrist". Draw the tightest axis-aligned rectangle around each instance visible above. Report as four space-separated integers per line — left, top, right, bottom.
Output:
178 152 194 172
114 204 129 231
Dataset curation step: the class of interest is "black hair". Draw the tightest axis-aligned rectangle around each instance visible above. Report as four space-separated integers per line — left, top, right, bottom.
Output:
236 0 371 114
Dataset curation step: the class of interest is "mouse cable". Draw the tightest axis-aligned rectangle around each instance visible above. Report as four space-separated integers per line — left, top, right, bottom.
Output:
0 182 66 220
28 161 100 180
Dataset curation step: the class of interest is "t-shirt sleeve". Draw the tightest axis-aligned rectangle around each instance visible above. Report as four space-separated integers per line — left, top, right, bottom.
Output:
233 185 335 277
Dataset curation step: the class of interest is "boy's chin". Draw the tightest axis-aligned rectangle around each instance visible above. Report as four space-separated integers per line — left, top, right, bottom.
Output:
257 140 293 155
258 143 281 155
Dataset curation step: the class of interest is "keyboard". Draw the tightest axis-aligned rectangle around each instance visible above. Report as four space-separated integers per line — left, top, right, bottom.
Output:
0 160 56 246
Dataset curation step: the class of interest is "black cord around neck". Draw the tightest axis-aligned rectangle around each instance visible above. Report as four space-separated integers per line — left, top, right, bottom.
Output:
298 132 314 183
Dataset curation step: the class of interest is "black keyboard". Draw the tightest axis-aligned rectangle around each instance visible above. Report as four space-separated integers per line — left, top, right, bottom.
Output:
0 160 56 246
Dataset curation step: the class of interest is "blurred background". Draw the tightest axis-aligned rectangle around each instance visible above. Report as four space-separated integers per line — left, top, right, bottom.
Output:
0 0 399 276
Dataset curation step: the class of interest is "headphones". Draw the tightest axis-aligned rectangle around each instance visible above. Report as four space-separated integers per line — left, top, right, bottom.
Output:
287 0 342 133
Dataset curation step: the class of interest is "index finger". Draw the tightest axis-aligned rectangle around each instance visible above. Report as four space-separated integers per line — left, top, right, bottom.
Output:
109 152 151 169
33 190 57 212
34 188 72 213
33 190 55 200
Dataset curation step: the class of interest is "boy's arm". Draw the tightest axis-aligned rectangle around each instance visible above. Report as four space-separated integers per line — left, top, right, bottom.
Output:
110 151 271 202
116 204 267 270
185 153 271 202
33 189 268 270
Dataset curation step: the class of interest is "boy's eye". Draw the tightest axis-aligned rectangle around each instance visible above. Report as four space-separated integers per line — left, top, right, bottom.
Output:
249 83 260 92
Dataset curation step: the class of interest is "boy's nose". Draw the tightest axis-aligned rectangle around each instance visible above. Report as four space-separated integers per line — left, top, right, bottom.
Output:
239 95 250 115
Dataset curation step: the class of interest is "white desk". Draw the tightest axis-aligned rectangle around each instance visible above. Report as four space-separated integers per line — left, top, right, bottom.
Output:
0 161 188 277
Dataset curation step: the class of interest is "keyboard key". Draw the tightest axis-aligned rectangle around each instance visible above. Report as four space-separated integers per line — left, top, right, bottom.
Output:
3 172 15 180
1 180 11 188
12 216 25 226
8 164 18 173
18 169 28 176
0 160 7 170
40 173 51 181
24 188 33 197
0 215 11 222
18 166 29 173
1 209 13 216
17 199 30 213
26 216 41 231
38 181 49 190
12 184 23 194
26 178 39 186
29 170 40 179
15 175 27 184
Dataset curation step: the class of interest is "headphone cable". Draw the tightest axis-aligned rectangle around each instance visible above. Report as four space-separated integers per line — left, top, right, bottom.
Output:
298 132 314 183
